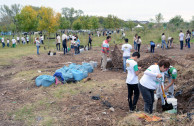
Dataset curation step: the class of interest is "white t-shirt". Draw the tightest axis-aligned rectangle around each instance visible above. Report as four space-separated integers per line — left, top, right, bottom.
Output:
137 39 142 44
41 36 44 40
12 39 16 44
27 36 29 41
168 37 172 40
17 37 19 40
57 36 61 43
121 43 132 57
179 33 184 41
140 65 164 90
161 35 165 40
7 40 9 43
62 34 67 41
2 37 4 42
126 59 139 84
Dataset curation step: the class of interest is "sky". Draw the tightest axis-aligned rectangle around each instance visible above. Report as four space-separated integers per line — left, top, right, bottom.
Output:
1 0 194 22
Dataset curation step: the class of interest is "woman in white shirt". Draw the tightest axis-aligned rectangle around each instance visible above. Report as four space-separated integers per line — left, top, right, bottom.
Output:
137 36 142 53
139 60 170 114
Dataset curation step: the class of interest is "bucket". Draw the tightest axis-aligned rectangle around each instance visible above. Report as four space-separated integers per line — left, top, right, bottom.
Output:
80 48 84 53
166 98 177 113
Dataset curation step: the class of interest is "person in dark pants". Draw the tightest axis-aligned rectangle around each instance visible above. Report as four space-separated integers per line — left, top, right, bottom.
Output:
137 36 142 53
150 41 155 53
62 32 68 55
139 60 170 114
126 52 141 111
88 34 92 50
179 30 184 50
76 35 80 54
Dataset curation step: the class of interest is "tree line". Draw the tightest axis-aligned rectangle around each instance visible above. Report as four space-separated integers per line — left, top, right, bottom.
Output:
0 4 194 34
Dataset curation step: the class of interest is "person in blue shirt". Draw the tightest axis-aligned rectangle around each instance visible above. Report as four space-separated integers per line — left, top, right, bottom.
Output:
150 41 155 53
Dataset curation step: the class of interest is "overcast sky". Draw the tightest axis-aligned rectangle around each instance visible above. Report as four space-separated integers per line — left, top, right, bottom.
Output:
1 0 194 22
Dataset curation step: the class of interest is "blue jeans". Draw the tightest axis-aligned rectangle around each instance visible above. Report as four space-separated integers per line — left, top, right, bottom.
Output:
123 56 130 72
2 42 5 48
74 46 78 54
150 45 155 53
36 46 40 54
162 40 167 49
180 41 183 50
134 41 137 50
139 84 155 114
187 38 190 48
7 43 9 47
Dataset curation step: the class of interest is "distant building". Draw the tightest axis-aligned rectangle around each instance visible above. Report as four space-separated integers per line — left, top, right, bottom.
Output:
133 20 149 24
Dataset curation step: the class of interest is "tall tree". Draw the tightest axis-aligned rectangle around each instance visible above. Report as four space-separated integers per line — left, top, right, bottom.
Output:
155 13 164 27
59 17 71 30
16 6 38 32
90 16 99 30
0 4 21 33
38 7 60 42
72 19 82 30
61 7 83 26
169 15 184 28
125 20 135 31
104 15 114 29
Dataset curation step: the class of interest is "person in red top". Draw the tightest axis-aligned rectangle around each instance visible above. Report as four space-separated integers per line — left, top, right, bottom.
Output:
101 36 111 71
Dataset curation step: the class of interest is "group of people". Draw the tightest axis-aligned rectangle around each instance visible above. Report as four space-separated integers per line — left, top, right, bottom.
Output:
0 37 16 48
100 35 178 114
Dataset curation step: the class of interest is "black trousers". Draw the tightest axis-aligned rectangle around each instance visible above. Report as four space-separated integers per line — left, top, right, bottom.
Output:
180 41 183 50
150 45 155 53
63 40 67 54
127 84 140 111
88 41 92 50
137 44 141 53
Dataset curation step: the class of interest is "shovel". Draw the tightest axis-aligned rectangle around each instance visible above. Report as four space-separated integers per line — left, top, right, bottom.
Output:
161 84 173 111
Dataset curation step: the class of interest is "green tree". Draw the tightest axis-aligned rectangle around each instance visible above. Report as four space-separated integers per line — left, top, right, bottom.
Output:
16 6 38 32
125 20 135 31
190 16 194 28
72 19 82 30
59 17 71 29
0 4 21 33
89 16 99 30
155 13 164 27
104 15 114 29
169 15 184 28
61 7 83 27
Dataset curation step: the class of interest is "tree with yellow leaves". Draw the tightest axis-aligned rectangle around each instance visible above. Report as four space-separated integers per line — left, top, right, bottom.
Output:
38 7 60 41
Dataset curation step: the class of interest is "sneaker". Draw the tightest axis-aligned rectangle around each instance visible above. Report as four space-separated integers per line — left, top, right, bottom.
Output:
102 69 108 72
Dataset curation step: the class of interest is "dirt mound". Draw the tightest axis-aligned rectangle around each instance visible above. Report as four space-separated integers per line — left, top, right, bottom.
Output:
186 54 194 61
138 54 177 70
111 45 123 69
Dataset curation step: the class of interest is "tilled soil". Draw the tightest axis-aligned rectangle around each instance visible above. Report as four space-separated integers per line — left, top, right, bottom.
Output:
0 43 194 125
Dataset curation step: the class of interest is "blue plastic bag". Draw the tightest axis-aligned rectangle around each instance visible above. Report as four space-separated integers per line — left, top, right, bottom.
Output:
35 75 55 87
71 69 84 81
82 63 93 73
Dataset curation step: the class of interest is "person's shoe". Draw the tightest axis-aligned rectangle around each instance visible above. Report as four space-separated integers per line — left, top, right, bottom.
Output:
102 69 108 72
123 71 126 73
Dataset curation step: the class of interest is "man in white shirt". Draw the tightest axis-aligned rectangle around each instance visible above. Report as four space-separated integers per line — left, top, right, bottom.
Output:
56 34 61 51
121 38 132 73
179 30 184 50
161 33 167 49
126 52 141 111
26 36 29 44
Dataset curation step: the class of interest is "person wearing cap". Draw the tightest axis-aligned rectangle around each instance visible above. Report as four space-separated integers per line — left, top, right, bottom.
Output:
121 38 132 73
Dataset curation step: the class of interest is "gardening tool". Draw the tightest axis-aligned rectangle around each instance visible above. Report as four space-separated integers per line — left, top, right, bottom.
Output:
161 84 173 111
